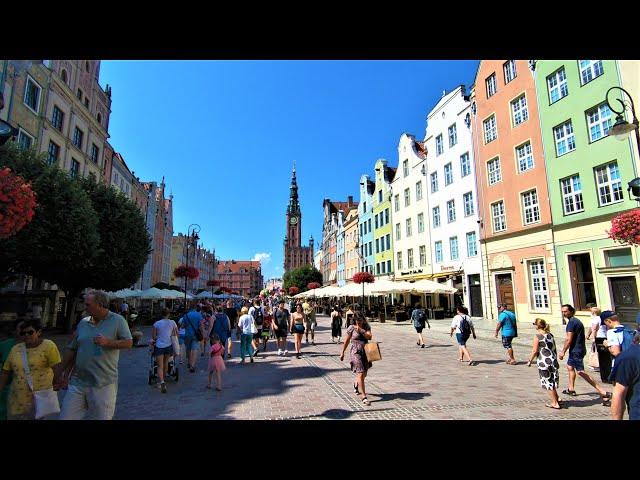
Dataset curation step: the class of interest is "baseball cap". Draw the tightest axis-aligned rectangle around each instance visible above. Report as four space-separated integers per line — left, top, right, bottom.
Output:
600 310 617 322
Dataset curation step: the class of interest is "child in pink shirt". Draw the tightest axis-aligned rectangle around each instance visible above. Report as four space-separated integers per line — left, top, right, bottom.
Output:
207 333 226 391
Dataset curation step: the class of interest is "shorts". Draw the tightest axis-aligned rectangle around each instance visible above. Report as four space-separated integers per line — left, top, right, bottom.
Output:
414 325 424 333
153 345 174 357
293 323 305 334
184 336 200 352
455 333 468 346
567 354 585 372
275 329 288 339
304 320 316 331
502 336 514 349
178 335 185 345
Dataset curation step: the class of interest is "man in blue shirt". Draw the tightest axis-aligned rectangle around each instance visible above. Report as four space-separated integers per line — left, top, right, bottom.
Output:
611 344 640 420
558 304 612 406
494 303 517 364
182 303 204 373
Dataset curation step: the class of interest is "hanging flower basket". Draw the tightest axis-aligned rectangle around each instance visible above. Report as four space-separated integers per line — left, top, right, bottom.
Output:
206 280 221 287
288 286 299 295
0 167 37 239
174 265 200 279
307 282 321 290
608 209 640 247
352 271 375 284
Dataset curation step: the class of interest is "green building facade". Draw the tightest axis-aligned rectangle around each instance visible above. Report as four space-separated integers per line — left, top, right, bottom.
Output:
372 159 396 277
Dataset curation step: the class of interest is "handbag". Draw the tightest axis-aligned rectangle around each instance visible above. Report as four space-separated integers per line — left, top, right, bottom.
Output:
250 319 258 335
20 345 60 419
364 342 382 362
587 342 599 370
171 335 180 356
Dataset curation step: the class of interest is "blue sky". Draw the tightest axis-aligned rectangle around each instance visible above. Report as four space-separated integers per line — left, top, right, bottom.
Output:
100 60 479 282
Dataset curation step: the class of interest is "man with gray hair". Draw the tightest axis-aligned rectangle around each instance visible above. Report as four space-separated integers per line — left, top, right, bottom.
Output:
55 290 132 420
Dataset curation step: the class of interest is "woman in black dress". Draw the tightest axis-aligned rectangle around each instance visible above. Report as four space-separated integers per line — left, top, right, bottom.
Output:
331 306 342 343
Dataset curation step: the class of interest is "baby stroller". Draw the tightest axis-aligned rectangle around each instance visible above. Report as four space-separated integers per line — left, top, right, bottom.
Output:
148 346 179 385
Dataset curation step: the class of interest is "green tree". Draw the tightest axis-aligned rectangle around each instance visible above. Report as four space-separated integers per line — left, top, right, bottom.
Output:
283 265 322 292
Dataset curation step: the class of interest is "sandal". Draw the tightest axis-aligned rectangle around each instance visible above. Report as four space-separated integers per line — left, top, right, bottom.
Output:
353 383 360 394
362 397 370 405
561 389 577 396
545 403 562 410
602 392 612 407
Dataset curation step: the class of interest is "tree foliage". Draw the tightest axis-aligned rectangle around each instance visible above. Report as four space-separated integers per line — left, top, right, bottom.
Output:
283 265 323 292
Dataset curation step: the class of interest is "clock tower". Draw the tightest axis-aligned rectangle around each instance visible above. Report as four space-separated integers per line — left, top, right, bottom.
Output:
284 164 314 273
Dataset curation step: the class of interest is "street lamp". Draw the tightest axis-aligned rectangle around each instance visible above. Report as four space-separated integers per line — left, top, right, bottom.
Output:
184 224 200 305
605 86 640 201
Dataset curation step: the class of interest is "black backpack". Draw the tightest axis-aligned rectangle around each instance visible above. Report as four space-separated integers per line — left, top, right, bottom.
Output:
459 315 472 338
252 306 264 326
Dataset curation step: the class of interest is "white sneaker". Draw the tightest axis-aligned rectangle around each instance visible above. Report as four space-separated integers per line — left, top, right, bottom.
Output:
284 350 288 356
277 349 282 356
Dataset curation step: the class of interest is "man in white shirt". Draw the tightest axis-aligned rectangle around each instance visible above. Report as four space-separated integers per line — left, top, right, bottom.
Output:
603 311 627 369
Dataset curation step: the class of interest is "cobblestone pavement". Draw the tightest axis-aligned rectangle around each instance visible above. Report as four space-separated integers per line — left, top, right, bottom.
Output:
53 315 619 420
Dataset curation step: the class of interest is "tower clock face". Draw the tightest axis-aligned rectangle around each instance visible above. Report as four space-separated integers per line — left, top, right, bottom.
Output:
290 216 298 225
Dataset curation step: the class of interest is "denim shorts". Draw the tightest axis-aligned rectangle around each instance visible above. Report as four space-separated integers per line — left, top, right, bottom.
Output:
153 345 174 357
567 354 585 372
184 336 200 352
502 336 514 349
455 333 468 346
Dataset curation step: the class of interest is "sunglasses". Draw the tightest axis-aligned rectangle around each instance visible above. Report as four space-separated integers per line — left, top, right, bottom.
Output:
20 329 36 336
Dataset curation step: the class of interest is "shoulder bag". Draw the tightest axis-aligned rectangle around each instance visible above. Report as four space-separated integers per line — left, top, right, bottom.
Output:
364 341 382 362
188 315 203 341
20 344 60 419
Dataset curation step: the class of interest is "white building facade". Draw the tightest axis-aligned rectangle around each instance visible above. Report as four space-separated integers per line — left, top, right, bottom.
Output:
424 86 484 317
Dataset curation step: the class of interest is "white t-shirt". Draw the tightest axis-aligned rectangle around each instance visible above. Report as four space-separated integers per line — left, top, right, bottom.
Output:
237 314 255 335
153 318 178 348
591 315 607 339
451 314 473 334
606 326 624 366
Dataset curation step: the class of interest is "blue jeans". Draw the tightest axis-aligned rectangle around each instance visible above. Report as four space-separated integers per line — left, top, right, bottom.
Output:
240 334 254 359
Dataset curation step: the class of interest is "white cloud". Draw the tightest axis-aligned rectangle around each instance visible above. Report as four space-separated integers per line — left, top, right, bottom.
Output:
252 252 271 264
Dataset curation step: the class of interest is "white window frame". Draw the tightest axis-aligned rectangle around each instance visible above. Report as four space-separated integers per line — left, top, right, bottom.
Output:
448 123 457 147
463 191 474 217
430 172 438 193
521 189 541 225
527 259 550 311
579 60 604 86
432 206 441 228
435 241 443 263
17 128 34 149
47 140 60 166
73 126 84 150
403 159 409 177
503 60 517 83
491 201 506 233
449 236 459 261
553 120 576 156
397 251 403 270
595 162 624 206
511 94 529 126
417 212 424 233
483 115 497 143
487 157 502 185
447 199 456 223
23 75 42 114
486 73 497 98
460 152 471 177
404 188 410 207
436 134 444 156
419 245 426 266
466 231 478 257
444 162 453 186
416 180 423 201
395 223 401 241
406 218 412 237
586 103 612 143
407 248 414 268
394 194 400 212
516 141 534 173
561 174 584 215
547 67 568 104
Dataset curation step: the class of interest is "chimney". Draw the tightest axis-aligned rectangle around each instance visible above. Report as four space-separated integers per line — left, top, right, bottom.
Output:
348 195 353 206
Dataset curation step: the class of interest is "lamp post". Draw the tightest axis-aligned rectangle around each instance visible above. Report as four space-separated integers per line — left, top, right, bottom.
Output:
184 224 200 305
605 86 640 201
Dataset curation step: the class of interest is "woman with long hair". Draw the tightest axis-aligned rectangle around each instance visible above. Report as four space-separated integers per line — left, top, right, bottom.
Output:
151 308 179 394
527 318 562 409
340 313 373 405
290 304 306 359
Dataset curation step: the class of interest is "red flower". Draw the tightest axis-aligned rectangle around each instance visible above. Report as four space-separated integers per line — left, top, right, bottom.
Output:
0 167 37 239
307 282 321 290
352 271 375 284
207 280 221 287
173 265 200 279
288 286 299 295
608 209 640 247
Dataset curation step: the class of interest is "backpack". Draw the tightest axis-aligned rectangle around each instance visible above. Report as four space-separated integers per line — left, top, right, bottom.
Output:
459 315 472 338
252 307 264 326
614 325 639 353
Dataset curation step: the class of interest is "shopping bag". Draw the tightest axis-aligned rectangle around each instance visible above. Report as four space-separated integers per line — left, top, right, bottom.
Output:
364 342 382 362
33 388 60 419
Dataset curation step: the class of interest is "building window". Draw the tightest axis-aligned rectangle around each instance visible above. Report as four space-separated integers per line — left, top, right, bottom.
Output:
463 192 475 216
70 158 80 178
84 97 89 109
503 60 517 83
387 260 391 273
435 241 443 263
404 188 410 207
77 88 83 100
466 231 477 257
547 67 568 103
61 69 68 83
417 213 424 233
586 103 612 142
522 190 541 225
406 218 412 237
448 123 457 147
375 238 380 254
407 249 414 268
90 143 99 163
568 253 596 310
97 113 102 125
516 142 534 173
368 219 371 232
579 60 604 85
487 157 502 185
374 214 379 229
444 163 453 186
385 234 391 252
511 94 529 126
416 181 422 201
604 248 633 267
419 245 426 266
385 208 389 224
595 161 623 206
52 105 64 131
73 127 84 149
449 237 459 261
486 73 497 98
553 120 576 156
430 172 438 193
561 174 584 215
491 201 506 232
47 140 60 166
376 263 380 275
432 206 441 228
378 190 382 203
483 115 497 143
395 223 401 241
17 129 33 149
403 159 409 177
394 194 399 212
528 259 550 310
447 199 456 223
397 252 403 270
23 76 41 113
460 152 471 177
436 134 444 156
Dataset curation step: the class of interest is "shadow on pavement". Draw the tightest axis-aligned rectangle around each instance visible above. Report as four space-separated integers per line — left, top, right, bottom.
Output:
369 392 431 402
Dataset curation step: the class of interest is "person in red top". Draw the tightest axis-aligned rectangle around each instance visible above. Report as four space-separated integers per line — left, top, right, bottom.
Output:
207 333 226 391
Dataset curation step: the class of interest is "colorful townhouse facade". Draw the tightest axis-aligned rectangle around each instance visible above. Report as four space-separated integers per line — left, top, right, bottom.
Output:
617 61 640 174
472 60 561 323
424 87 484 316
336 212 346 286
358 174 375 275
344 207 359 282
533 59 640 323
372 159 396 278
